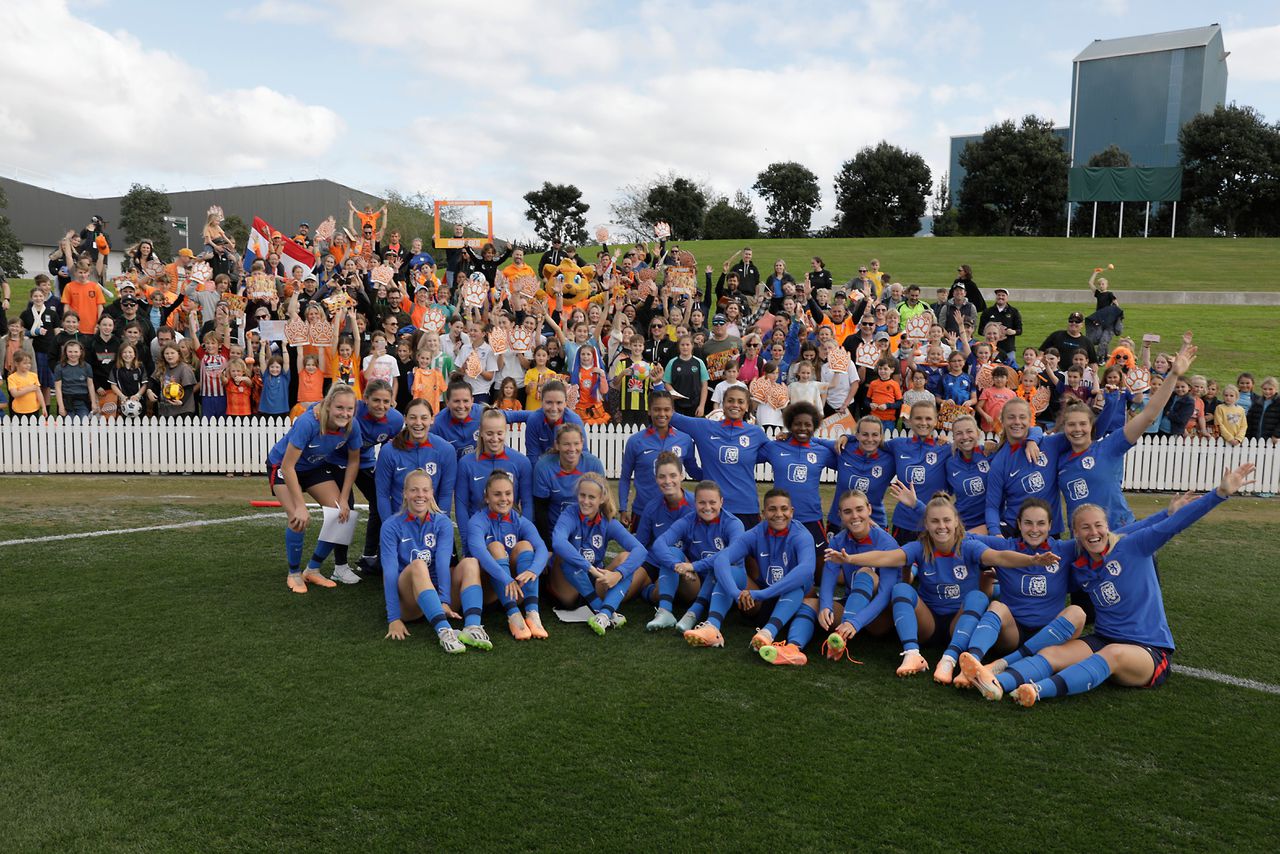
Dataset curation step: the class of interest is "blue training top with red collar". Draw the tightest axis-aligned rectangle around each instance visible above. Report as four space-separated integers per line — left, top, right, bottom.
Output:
455 445 533 522
373 438 457 526
267 405 363 473
669 412 769 516
713 521 815 601
379 510 455 621
653 512 746 575
617 425 700 515
827 445 895 529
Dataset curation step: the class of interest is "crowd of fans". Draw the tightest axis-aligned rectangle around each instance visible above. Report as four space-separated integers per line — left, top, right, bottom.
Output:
0 205 1277 444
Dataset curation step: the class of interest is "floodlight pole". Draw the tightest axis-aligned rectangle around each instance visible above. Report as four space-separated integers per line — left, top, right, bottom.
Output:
1066 202 1073 237
1118 201 1124 238
1091 202 1098 238
1171 201 1177 238
1144 202 1150 238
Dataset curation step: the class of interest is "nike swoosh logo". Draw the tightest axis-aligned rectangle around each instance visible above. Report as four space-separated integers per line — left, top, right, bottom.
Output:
473 475 485 481
396 466 407 472
400 538 411 543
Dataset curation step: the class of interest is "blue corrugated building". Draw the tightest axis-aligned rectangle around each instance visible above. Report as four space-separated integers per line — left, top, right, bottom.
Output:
948 24 1228 205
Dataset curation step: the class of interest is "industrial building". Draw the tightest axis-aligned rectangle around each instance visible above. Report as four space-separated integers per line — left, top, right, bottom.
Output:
948 24 1229 206
0 176 383 278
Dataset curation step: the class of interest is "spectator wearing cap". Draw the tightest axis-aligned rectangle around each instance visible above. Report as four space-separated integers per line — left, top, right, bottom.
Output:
938 283 977 338
1040 311 1099 367
161 248 196 296
105 280 141 321
293 222 313 251
701 313 743 387
978 287 1022 355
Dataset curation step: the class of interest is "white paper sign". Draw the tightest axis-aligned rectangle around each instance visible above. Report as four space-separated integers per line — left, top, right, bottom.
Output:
319 505 359 546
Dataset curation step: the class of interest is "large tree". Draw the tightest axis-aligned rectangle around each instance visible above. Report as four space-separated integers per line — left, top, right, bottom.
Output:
702 191 760 240
832 142 931 237
643 176 709 240
0 185 23 277
222 214 250 251
119 183 173 258
1179 104 1280 237
957 116 1068 236
523 182 589 245
752 161 820 237
610 171 713 239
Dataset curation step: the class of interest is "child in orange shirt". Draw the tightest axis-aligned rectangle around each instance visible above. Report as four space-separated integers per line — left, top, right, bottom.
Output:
224 359 255 417
866 360 903 425
292 353 326 417
410 348 447 411
496 377 523 411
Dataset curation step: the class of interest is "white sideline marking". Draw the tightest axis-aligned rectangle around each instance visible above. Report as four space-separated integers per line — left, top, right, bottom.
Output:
1171 665 1280 696
0 503 376 548
4 516 1280 697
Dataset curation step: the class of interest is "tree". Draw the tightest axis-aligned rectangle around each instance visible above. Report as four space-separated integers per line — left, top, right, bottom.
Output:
957 116 1069 236
610 171 713 239
1179 104 1280 237
385 189 435 246
702 191 760 240
752 161 820 237
931 171 959 236
222 214 249 251
523 182 589 245
1078 145 1144 237
0 185 24 277
643 176 708 240
119 183 172 258
832 142 931 237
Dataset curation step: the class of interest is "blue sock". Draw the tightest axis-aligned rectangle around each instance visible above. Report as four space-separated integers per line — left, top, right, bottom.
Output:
966 610 1004 659
656 565 680 612
461 583 483 627
417 588 449 631
601 576 629 614
891 583 920 652
688 578 714 621
844 571 876 613
944 590 989 660
508 552 538 617
1036 653 1111 700
641 582 656 605
787 604 818 649
764 590 804 639
1004 614 1078 667
307 539 336 570
284 528 305 572
515 550 536 575
996 654 1055 694
522 579 540 614
707 590 732 629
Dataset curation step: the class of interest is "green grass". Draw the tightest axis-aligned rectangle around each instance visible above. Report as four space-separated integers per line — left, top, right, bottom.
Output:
2 476 1278 851
613 236 1280 292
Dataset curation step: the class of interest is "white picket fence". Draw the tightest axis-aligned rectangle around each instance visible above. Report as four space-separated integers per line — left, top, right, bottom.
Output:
1 416 1277 495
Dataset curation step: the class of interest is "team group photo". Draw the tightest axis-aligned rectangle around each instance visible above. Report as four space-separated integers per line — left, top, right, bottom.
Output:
2 2 1278 851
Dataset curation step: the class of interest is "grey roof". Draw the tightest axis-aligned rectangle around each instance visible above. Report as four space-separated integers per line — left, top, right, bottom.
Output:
0 176 384 247
1074 24 1221 63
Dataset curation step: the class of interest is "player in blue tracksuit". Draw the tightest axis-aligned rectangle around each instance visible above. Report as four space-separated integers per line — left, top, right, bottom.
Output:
988 462 1252 706
532 422 604 536
617 391 700 528
455 408 533 523
374 399 457 536
430 380 485 457
670 384 769 526
686 489 816 666
463 469 549 641
549 472 648 636
334 381 404 580
943 415 992 531
266 384 363 594
952 498 1085 694
503 378 586 465
378 469 481 654
983 398 1065 537
758 402 838 578
826 416 895 531
646 480 745 633
818 489 902 658
885 400 951 544
841 491 1058 682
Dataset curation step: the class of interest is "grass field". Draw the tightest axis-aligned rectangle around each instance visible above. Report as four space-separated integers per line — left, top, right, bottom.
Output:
3 476 1278 852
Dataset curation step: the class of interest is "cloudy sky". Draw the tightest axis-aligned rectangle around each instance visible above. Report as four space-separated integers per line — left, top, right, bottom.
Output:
3 0 1279 238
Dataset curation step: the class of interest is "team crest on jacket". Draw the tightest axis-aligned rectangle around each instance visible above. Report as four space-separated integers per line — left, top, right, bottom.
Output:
871 465 883 478
411 548 432 563
1036 452 1048 466
672 446 683 457
1106 559 1122 576
424 533 437 549
738 435 750 447
592 534 604 549
978 460 990 473
1082 456 1096 470
425 462 438 476
1098 581 1121 606
767 565 785 584
806 452 817 464
953 564 968 580
713 538 724 550
504 533 517 548
925 452 938 465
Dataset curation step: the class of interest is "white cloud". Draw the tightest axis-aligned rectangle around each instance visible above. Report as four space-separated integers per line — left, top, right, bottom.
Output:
1229 24 1280 82
0 1 343 188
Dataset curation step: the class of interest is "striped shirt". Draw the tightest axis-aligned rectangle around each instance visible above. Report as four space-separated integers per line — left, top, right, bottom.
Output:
197 346 229 397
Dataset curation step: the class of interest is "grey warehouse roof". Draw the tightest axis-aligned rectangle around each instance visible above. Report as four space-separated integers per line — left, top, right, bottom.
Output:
1074 24 1221 63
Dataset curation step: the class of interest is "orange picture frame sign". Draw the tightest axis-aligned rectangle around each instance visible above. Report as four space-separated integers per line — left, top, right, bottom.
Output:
434 200 494 249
